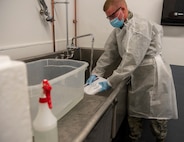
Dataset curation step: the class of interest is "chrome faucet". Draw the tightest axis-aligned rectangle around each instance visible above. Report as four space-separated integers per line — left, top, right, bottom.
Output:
38 0 54 22
67 34 95 75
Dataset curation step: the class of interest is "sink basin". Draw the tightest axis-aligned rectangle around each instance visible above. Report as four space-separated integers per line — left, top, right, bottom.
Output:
26 59 88 121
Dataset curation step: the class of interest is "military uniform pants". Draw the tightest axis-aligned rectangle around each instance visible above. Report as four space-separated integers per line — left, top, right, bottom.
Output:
128 116 168 142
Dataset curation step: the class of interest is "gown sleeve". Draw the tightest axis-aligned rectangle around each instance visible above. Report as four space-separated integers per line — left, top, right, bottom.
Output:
92 30 121 77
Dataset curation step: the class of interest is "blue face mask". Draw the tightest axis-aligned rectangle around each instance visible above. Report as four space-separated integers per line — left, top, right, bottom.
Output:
110 17 124 28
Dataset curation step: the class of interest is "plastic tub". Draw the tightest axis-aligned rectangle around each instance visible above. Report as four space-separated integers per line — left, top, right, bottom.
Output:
26 59 88 121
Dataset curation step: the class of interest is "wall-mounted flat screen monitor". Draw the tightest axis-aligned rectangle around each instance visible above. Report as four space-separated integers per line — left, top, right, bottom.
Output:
161 0 184 26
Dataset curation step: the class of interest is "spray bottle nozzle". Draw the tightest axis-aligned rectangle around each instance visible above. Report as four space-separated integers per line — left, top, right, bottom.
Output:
39 79 52 109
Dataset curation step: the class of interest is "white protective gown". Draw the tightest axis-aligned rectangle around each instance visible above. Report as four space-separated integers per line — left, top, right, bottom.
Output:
92 12 178 119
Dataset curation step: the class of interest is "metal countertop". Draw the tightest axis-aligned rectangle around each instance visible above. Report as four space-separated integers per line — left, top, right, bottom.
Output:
57 90 115 142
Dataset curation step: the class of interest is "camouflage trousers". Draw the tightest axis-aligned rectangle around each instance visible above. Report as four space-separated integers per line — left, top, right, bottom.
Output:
128 116 168 142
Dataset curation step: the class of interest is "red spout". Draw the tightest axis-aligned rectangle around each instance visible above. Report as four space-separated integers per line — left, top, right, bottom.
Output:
39 79 52 109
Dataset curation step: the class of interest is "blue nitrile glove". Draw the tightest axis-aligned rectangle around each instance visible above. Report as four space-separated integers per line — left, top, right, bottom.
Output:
86 75 98 85
98 81 111 92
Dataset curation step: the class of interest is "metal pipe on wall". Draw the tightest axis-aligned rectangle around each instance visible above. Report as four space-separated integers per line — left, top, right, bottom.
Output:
73 0 78 46
65 0 69 47
51 0 56 52
54 1 70 49
51 0 78 52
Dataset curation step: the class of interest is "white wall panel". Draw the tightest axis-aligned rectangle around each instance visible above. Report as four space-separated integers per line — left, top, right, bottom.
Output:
0 0 75 59
0 0 184 65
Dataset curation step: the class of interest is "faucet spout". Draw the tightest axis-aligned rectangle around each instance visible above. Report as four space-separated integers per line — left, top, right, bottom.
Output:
71 34 94 46
68 34 95 75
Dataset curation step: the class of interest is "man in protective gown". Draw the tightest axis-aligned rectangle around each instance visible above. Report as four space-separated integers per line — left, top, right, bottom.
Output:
86 0 178 142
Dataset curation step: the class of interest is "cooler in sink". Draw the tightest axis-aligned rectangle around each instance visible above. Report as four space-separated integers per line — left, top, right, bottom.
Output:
26 59 88 121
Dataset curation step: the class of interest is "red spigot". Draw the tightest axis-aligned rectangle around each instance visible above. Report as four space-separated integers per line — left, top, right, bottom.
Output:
39 79 53 109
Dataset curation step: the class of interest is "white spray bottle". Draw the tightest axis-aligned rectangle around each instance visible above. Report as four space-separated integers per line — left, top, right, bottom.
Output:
33 79 58 142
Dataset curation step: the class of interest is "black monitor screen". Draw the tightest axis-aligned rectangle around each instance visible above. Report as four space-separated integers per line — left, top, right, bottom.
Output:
161 0 184 26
